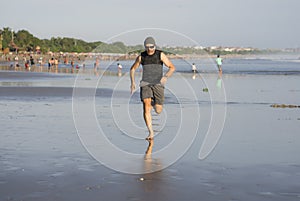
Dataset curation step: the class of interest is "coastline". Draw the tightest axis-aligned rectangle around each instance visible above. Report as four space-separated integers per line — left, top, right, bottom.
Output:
1 51 298 66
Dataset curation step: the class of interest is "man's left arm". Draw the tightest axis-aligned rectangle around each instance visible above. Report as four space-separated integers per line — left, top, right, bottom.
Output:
160 52 176 85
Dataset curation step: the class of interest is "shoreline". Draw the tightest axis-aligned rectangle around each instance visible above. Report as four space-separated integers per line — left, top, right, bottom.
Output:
1 52 298 64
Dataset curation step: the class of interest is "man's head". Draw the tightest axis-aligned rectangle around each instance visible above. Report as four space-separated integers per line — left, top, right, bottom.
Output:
144 36 156 54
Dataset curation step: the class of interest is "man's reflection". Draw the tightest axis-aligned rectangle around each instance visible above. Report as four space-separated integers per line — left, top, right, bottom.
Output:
141 139 164 193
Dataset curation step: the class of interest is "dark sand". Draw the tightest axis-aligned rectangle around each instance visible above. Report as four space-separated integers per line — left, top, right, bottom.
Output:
0 70 300 201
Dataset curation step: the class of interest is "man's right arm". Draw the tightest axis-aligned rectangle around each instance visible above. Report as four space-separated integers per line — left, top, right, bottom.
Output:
130 55 141 94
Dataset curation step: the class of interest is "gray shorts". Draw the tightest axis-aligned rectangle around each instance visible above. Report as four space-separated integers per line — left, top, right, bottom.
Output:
140 84 164 105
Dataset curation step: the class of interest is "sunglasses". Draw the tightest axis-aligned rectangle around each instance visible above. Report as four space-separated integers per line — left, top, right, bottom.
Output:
145 45 155 49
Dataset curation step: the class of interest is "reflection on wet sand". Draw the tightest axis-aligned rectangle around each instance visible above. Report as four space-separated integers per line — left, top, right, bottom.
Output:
141 139 164 193
0 65 125 77
143 139 154 174
216 73 222 89
0 65 79 74
142 139 162 173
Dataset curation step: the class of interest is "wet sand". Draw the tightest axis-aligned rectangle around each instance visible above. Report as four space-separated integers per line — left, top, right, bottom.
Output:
0 70 300 201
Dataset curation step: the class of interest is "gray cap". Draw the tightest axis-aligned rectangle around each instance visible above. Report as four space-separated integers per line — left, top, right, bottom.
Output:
144 36 156 46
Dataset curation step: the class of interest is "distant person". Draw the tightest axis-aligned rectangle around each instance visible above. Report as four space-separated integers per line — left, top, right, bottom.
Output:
14 56 19 69
49 58 55 71
30 56 35 66
64 56 68 64
71 60 75 73
191 63 197 73
95 57 100 69
38 57 43 71
130 36 176 140
25 60 30 70
54 58 59 69
117 63 122 76
38 57 43 65
48 58 51 71
93 59 99 76
71 60 74 68
215 54 223 74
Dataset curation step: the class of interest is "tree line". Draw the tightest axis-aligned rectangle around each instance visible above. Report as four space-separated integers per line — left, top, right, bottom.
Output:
0 27 144 54
1 27 278 55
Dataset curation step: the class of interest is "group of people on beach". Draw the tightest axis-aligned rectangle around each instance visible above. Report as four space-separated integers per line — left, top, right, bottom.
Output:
1 53 86 72
48 57 59 71
10 55 36 71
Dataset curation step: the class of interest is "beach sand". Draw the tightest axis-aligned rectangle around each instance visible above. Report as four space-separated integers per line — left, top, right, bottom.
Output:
0 70 300 201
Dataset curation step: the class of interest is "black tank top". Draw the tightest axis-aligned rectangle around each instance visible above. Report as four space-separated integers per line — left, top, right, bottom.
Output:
141 50 163 84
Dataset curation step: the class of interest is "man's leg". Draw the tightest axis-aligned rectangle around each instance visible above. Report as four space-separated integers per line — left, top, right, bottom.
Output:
143 98 154 140
152 84 164 114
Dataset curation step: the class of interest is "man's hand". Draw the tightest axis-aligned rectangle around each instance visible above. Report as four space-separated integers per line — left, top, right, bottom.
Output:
160 76 168 86
130 83 136 94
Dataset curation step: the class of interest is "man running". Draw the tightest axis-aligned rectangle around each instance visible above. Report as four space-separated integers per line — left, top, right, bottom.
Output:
130 36 175 140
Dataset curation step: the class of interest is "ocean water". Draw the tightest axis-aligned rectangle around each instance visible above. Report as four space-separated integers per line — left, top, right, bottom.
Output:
96 54 300 75
1 53 299 75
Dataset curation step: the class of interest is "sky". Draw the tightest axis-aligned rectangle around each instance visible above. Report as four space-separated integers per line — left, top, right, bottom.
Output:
1 0 300 49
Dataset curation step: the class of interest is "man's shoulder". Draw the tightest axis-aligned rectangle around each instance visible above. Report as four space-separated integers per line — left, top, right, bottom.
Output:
141 51 147 57
156 49 163 54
